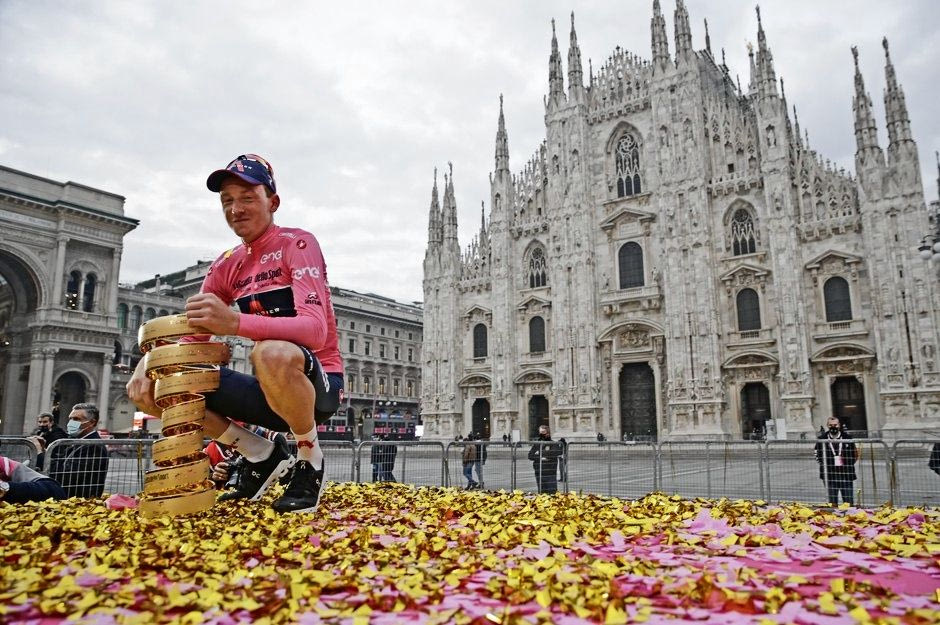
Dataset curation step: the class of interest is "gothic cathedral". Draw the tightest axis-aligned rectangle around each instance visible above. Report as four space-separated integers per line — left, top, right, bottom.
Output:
421 2 939 442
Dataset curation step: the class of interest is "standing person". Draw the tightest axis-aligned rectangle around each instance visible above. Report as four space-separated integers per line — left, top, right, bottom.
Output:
814 417 858 506
127 154 343 514
472 432 486 489
528 425 561 494
379 434 398 482
47 404 110 498
27 411 68 471
370 434 382 482
461 434 478 489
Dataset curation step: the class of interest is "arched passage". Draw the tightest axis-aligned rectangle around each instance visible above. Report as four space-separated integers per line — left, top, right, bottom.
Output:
55 372 89 419
528 395 549 439
471 398 491 439
619 363 656 441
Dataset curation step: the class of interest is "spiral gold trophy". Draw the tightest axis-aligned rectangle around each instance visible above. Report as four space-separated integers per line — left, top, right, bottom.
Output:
137 315 230 518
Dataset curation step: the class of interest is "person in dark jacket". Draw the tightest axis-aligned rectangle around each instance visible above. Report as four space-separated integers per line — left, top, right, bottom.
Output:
814 416 857 506
0 454 67 503
929 443 940 475
27 411 68 471
380 435 398 482
47 403 109 498
528 425 561 494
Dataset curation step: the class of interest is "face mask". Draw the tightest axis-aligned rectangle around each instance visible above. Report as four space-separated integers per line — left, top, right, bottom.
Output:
39 426 49 433
67 420 83 437
828 426 840 434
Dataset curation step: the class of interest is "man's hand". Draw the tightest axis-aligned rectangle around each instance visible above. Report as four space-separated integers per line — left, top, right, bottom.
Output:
185 293 240 337
26 436 45 452
126 356 161 416
211 460 232 484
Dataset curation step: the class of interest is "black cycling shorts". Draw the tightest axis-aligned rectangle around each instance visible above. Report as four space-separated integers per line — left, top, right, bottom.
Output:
205 346 343 432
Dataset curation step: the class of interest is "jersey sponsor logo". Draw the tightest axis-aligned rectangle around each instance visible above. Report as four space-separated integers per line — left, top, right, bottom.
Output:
260 249 282 265
223 248 234 259
254 267 282 283
233 276 253 290
305 291 321 306
279 232 296 239
292 266 321 280
235 286 296 318
296 239 307 249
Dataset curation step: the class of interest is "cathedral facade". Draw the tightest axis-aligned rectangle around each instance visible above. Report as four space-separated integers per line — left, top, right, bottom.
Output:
421 2 940 442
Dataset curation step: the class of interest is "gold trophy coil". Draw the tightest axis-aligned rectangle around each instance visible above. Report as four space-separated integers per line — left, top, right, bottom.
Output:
137 314 229 518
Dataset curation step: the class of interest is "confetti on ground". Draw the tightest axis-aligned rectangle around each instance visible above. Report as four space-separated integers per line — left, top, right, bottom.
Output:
1 484 939 624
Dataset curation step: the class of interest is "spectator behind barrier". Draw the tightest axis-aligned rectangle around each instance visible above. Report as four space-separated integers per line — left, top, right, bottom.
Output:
47 403 109 498
26 411 68 471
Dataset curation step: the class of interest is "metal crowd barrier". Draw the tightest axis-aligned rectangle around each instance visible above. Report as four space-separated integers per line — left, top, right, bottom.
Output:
18 436 940 508
0 435 40 467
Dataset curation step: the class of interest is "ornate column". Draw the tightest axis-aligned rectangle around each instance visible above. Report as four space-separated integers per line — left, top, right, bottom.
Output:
52 235 68 306
98 353 113 429
39 347 59 414
23 348 45 431
108 249 122 317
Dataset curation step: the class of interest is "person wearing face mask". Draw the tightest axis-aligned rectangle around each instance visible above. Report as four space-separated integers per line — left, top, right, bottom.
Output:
47 403 110 498
527 425 562 494
26 411 68 471
814 416 857 506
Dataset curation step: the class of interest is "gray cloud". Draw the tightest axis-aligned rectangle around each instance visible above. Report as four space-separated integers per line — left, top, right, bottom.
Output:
1 1 937 304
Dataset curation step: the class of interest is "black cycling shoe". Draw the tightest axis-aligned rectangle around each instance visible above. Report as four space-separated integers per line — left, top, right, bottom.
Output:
272 458 325 514
218 435 295 502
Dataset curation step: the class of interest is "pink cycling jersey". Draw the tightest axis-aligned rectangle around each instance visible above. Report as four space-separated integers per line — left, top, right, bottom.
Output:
200 223 343 374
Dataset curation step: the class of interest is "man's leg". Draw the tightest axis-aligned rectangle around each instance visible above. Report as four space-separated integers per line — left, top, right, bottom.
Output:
251 341 327 513
826 479 840 505
474 461 483 488
840 481 854 506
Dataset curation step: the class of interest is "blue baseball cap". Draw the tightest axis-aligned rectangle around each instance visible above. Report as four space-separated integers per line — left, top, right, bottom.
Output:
206 154 276 194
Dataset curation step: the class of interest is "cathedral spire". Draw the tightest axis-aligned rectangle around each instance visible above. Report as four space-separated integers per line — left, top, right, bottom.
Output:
747 42 757 95
567 12 583 93
495 94 509 174
704 18 712 57
882 37 913 150
427 167 442 247
674 0 693 62
793 105 802 148
851 46 884 165
755 6 778 98
651 0 670 72
442 162 459 245
548 18 565 103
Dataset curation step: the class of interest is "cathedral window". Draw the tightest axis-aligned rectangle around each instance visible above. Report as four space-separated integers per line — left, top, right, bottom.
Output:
615 133 642 197
473 323 488 359
824 277 852 322
730 209 757 256
529 316 546 353
65 270 81 310
618 242 645 289
81 274 97 312
527 246 548 288
117 304 128 329
736 288 761 331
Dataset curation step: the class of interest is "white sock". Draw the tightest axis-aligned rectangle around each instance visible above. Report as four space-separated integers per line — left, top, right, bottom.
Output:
294 426 323 469
217 422 274 463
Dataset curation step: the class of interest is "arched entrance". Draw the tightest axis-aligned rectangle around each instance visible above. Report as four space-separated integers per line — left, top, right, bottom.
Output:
740 382 770 439
55 372 88 418
528 395 549 438
472 398 491 439
831 376 867 432
619 363 656 441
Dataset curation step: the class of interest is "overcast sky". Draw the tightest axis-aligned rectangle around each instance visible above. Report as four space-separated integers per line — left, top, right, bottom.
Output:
2 1 937 304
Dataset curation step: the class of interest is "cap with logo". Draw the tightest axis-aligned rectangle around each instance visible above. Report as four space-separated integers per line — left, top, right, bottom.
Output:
206 154 276 194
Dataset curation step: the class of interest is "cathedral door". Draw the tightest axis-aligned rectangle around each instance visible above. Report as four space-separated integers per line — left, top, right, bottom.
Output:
740 382 770 439
472 398 491 439
830 377 868 433
619 363 656 441
528 395 549 439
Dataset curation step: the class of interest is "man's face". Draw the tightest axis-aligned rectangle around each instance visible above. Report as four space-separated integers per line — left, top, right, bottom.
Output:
219 177 279 243
539 426 549 438
37 415 53 430
827 418 841 430
68 409 96 438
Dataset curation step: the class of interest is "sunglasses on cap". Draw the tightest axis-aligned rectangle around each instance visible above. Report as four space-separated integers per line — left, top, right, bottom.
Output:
228 153 274 178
